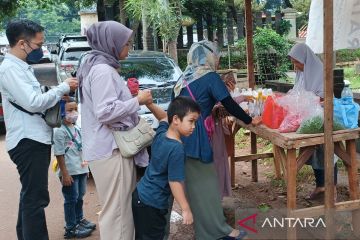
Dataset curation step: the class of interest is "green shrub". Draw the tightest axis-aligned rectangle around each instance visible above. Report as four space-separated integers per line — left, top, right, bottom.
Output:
336 49 360 63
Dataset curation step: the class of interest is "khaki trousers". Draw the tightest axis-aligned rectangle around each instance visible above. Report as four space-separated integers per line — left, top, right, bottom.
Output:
89 150 136 240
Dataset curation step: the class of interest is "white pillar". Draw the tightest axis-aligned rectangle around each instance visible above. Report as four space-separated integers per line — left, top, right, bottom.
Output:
282 8 297 40
79 9 98 36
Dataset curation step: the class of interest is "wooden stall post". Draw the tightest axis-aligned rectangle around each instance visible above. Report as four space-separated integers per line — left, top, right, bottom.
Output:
287 149 297 240
323 1 335 238
245 0 258 182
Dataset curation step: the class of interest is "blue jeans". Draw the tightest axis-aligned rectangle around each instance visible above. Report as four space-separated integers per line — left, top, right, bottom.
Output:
314 164 338 188
61 173 87 229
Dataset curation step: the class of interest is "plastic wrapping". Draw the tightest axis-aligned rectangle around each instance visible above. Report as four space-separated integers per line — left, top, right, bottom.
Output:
262 93 287 129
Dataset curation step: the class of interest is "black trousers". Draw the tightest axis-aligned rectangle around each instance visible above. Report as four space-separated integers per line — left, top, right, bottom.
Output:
132 189 168 240
8 138 51 240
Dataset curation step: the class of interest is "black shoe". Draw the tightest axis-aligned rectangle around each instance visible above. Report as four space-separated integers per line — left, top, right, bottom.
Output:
64 224 92 239
79 218 96 230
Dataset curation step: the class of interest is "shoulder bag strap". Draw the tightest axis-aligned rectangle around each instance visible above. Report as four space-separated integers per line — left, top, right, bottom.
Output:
63 124 82 151
9 101 45 118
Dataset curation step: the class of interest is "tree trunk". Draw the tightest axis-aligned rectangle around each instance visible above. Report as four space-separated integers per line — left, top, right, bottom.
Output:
226 10 234 45
216 16 224 47
119 0 127 24
205 15 214 41
97 0 106 21
168 40 178 64
141 1 148 50
186 25 193 48
196 18 204 41
177 26 184 49
131 20 140 49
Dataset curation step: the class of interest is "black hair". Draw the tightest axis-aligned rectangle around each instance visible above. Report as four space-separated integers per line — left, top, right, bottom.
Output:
6 19 44 47
167 96 201 125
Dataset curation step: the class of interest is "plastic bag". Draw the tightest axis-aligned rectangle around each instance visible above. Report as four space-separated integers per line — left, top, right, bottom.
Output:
334 97 360 129
262 93 287 129
276 88 321 132
278 114 303 133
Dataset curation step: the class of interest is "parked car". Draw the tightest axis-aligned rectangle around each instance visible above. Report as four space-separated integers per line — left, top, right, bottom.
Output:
76 51 182 129
39 45 52 63
54 35 87 55
55 41 92 84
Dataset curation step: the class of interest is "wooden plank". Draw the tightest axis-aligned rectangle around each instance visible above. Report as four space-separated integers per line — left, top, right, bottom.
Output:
296 147 315 172
273 145 282 179
334 142 351 167
237 120 360 149
278 147 288 180
289 200 360 219
287 149 297 240
251 132 258 182
323 0 335 238
234 152 274 162
346 140 360 237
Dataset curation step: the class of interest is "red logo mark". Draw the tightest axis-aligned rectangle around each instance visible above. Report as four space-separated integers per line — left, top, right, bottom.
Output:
237 213 258 233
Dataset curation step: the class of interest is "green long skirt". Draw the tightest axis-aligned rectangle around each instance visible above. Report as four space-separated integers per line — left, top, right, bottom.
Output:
185 157 233 240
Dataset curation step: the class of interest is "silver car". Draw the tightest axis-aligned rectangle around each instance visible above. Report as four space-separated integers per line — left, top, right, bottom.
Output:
55 41 91 83
76 51 182 129
119 51 182 128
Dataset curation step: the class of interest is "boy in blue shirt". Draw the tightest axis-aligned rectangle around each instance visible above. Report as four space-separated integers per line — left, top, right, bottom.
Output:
132 96 201 240
53 101 96 239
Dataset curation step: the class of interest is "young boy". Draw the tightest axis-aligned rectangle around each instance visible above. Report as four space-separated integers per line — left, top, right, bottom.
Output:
53 101 96 239
132 96 201 239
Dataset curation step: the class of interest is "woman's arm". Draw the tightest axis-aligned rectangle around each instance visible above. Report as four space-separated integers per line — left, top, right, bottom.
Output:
221 96 252 124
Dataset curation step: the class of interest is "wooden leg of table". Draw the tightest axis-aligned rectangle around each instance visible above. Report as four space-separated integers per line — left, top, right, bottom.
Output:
273 145 281 179
346 140 360 237
230 156 235 187
287 149 297 240
251 132 258 182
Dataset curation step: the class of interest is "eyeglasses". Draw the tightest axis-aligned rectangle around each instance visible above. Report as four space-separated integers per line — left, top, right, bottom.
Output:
26 40 43 49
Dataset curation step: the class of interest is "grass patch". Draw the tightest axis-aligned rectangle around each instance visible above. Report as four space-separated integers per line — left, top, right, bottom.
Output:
344 67 360 89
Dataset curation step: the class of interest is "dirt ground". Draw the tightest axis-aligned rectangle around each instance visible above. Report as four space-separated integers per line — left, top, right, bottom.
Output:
169 131 360 240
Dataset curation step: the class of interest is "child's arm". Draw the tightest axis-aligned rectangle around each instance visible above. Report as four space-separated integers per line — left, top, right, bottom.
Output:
56 155 73 186
146 103 167 122
169 181 193 225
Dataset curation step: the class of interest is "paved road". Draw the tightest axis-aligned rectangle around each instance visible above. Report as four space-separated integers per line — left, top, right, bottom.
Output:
0 133 101 239
0 63 101 239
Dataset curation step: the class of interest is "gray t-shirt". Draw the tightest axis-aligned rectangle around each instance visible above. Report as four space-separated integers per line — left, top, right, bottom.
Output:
53 124 89 177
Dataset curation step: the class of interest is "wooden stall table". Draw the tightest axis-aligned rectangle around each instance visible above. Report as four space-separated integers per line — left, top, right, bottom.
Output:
227 121 360 239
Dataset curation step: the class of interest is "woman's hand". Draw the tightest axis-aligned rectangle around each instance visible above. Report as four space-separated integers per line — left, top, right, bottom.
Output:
182 208 193 225
251 116 262 126
137 90 153 105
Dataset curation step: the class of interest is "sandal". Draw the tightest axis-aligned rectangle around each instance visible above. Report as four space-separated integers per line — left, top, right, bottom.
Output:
220 230 247 240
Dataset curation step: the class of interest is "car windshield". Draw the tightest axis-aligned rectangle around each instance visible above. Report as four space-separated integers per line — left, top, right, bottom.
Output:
119 58 181 104
62 48 91 61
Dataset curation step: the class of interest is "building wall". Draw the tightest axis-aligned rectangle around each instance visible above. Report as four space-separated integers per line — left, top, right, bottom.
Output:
80 13 98 36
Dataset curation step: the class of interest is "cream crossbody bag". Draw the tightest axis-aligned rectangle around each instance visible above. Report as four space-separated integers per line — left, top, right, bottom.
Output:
112 118 155 158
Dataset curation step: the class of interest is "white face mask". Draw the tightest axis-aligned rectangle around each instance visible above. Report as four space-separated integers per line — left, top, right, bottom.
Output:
65 111 78 123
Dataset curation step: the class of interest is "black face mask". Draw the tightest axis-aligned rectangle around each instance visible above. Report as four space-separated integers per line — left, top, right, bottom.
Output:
24 41 43 63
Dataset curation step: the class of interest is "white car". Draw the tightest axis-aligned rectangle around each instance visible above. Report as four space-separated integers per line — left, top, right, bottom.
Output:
55 41 91 84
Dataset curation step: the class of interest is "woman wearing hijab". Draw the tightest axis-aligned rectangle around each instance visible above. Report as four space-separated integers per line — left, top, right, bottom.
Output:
173 40 261 240
288 43 338 201
77 21 152 240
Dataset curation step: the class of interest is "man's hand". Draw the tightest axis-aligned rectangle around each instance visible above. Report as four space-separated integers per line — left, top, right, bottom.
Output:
137 90 152 105
182 209 193 225
251 116 262 126
61 173 74 186
64 77 78 92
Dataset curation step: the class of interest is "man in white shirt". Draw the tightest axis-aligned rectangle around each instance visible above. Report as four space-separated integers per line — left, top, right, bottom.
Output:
0 19 78 240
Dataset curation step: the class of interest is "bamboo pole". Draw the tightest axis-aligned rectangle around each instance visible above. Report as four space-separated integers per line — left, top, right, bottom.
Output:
323 0 335 239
